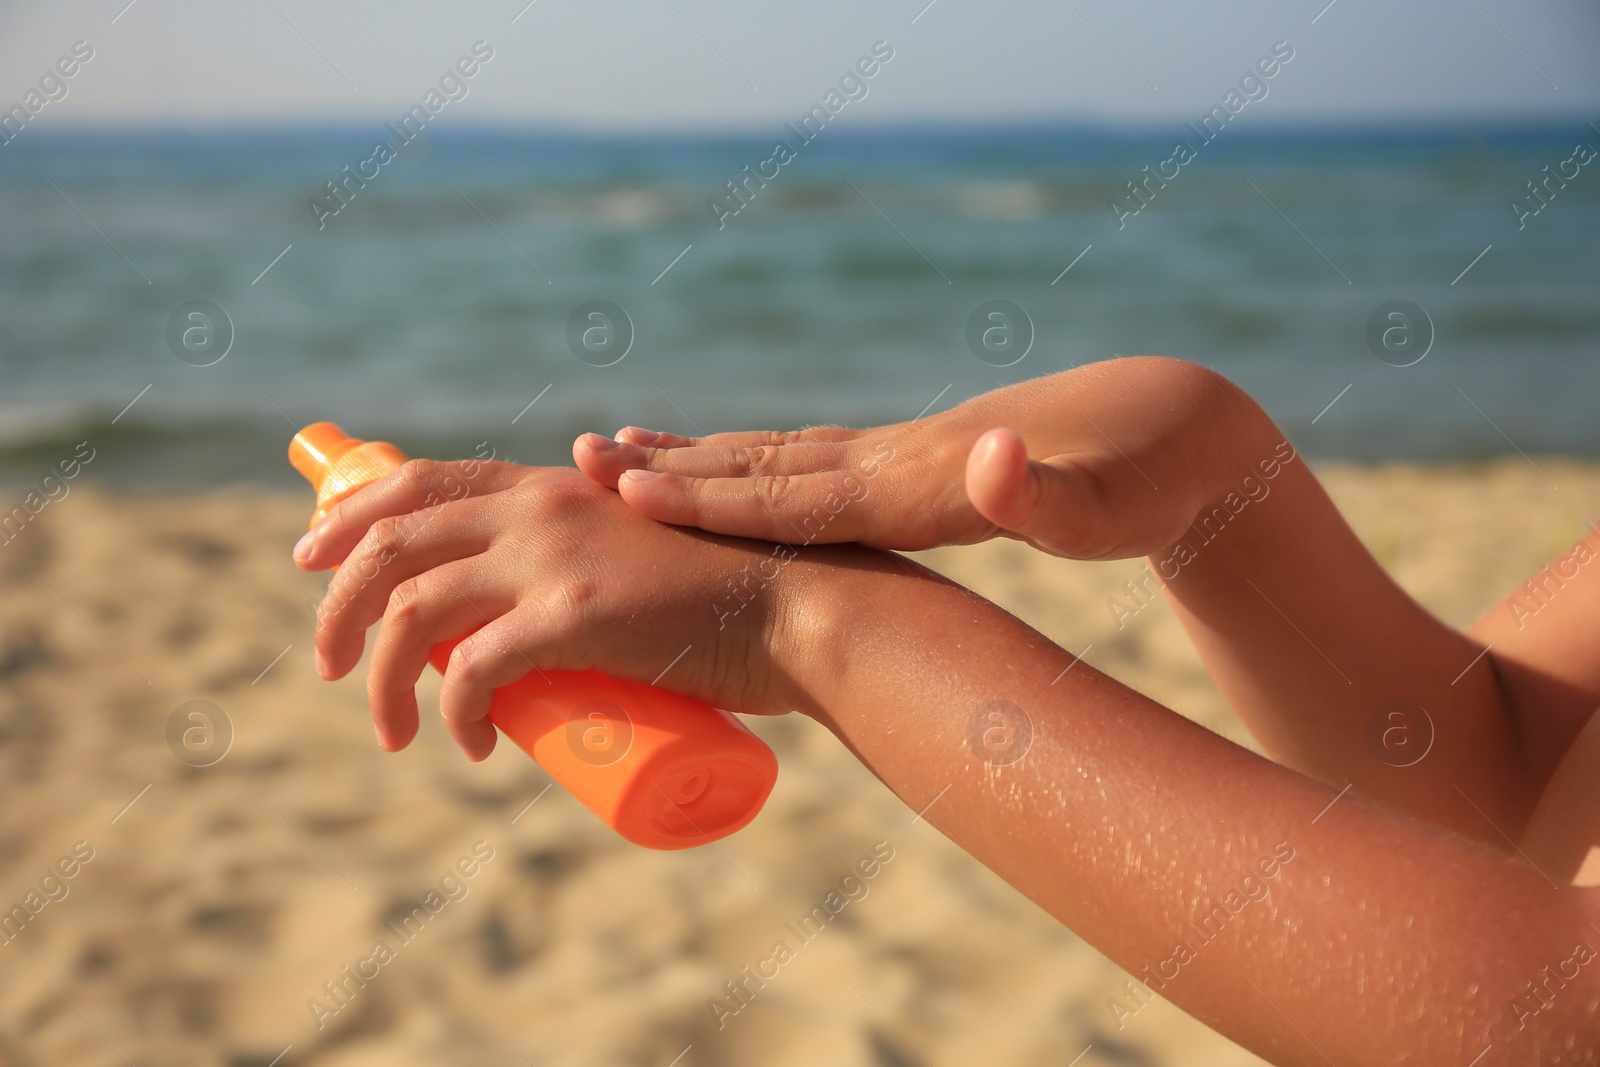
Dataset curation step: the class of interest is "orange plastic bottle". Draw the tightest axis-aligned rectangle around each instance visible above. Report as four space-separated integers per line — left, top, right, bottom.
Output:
289 421 778 849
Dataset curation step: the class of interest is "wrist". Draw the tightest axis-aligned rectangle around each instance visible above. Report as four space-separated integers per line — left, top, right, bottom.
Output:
765 545 946 725
764 546 866 722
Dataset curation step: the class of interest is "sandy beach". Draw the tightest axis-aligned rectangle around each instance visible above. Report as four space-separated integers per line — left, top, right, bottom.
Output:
2 458 1596 1067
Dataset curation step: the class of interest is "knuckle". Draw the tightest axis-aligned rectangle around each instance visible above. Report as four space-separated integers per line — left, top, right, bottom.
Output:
397 458 439 489
530 478 594 522
528 583 593 671
682 477 712 523
322 566 362 614
313 592 341 632
753 474 792 511
556 574 603 619
796 424 849 443
321 493 360 534
365 515 407 561
446 639 485 688
732 445 775 477
385 576 426 627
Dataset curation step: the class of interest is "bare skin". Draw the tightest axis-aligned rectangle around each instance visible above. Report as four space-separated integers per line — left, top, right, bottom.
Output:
575 356 1600 871
292 359 1600 1064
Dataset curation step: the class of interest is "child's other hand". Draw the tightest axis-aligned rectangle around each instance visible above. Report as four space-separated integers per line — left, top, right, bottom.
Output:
574 356 1250 560
292 461 824 760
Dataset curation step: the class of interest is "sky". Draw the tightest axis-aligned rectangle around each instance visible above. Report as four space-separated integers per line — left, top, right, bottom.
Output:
0 0 1597 132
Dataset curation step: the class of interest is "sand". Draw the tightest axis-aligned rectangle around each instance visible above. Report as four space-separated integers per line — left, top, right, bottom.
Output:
1 459 1596 1067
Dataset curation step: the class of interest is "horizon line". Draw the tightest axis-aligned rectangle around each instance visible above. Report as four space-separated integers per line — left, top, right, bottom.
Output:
8 110 1598 142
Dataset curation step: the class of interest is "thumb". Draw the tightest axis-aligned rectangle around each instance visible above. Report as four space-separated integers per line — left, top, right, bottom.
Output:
965 427 1100 556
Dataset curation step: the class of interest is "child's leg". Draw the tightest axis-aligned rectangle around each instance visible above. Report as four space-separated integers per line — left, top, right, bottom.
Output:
1520 707 1600 884
1467 523 1600 881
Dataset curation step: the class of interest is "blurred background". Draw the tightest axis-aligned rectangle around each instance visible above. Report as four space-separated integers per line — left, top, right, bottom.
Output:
1 1 1597 1065
3 0 1599 481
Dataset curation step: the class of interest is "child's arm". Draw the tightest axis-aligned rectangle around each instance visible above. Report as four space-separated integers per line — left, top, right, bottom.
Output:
575 359 1546 846
574 357 1243 557
296 466 1597 1065
1111 393 1542 849
802 557 1598 1067
1463 527 1600 883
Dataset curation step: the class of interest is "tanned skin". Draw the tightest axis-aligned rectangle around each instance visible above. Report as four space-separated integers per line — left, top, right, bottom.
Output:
296 357 1600 1065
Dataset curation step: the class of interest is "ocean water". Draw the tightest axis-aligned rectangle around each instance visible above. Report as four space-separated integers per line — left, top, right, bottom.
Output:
0 122 1596 488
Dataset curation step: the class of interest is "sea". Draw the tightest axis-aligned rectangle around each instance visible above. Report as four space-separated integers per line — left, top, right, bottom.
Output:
0 121 1596 489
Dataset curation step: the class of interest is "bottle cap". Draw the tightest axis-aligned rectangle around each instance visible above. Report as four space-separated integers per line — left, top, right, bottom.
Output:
288 422 407 528
288 421 356 494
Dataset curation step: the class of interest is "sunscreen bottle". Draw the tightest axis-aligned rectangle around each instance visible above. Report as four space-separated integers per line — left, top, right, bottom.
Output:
289 421 778 849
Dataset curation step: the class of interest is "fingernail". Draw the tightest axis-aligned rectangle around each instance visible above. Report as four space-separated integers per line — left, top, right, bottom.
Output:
582 433 620 453
313 648 327 678
618 426 660 446
620 469 664 484
374 722 386 749
293 530 315 561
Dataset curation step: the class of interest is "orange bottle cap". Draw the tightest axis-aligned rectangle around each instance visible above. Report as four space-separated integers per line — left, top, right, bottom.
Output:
288 421 357 494
289 422 408 528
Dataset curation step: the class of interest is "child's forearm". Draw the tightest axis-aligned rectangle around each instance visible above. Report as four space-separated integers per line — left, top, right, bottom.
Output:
781 552 1597 1066
1114 379 1533 843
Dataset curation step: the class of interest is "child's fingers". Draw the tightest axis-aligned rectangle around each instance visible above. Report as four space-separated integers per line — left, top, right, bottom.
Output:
296 459 521 571
364 567 515 753
965 428 1102 556
614 469 873 544
436 607 552 755
612 426 864 449
613 427 699 448
442 714 499 762
574 434 847 490
581 426 865 477
315 512 494 679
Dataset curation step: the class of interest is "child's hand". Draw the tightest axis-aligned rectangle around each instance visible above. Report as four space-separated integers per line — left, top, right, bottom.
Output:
291 461 835 760
574 356 1255 560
